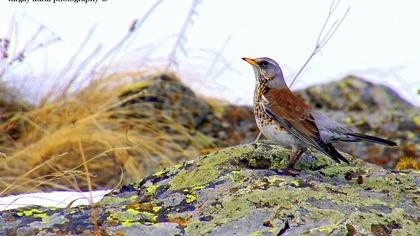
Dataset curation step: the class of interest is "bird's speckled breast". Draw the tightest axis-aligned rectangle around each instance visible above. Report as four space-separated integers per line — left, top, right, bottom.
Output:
253 83 298 148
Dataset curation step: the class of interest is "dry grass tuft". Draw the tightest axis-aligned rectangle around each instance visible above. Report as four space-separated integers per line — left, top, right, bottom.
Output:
0 71 215 195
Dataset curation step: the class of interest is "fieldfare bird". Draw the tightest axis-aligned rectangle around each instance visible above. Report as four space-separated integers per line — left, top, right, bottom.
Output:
243 57 397 174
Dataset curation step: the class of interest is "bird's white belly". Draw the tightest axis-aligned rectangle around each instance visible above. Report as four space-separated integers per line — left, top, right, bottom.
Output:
259 124 297 148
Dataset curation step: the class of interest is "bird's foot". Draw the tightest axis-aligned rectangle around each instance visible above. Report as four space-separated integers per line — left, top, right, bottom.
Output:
250 132 263 148
280 167 300 176
251 141 258 149
279 149 305 176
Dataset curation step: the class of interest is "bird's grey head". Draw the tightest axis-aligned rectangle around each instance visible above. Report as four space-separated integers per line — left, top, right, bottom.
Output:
242 57 287 88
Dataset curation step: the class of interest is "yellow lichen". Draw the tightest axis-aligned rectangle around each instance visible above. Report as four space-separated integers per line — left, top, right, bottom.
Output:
17 209 43 217
107 215 115 223
267 227 277 233
141 211 158 222
267 175 285 185
126 208 141 215
317 224 338 234
128 195 138 201
249 231 261 236
130 183 140 190
191 185 207 191
152 206 162 212
185 194 197 203
290 179 300 187
121 221 141 227
153 170 165 177
413 116 420 126
173 163 183 169
146 184 159 195
343 117 353 125
407 132 416 140
33 213 48 223
395 157 419 170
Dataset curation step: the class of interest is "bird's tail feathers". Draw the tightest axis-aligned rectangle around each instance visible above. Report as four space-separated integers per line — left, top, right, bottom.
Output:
348 133 397 146
322 143 350 164
314 135 349 164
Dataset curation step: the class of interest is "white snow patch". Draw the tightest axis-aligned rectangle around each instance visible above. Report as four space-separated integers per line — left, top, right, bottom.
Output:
0 190 110 211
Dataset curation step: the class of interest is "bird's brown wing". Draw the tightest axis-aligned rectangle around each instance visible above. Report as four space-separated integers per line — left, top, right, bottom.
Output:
264 88 317 140
263 88 349 164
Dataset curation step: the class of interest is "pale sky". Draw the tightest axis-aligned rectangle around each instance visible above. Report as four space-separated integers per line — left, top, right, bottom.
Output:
1 0 419 105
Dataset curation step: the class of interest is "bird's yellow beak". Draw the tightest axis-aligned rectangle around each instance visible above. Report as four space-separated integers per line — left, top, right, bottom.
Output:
242 57 257 66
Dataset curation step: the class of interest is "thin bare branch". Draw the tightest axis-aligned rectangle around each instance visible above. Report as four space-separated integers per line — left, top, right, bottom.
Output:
289 0 350 88
165 0 201 70
318 8 350 51
204 35 232 80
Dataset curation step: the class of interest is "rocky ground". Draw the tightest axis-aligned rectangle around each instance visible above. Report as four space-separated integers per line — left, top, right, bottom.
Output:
1 142 419 235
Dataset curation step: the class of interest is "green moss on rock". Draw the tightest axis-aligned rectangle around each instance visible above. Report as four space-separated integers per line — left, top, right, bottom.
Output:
169 145 253 190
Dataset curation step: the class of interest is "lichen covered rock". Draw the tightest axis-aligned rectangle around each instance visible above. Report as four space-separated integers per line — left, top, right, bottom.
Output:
295 76 413 111
1 142 419 235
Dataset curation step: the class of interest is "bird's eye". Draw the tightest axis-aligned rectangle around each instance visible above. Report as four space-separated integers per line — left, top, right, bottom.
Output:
260 61 268 68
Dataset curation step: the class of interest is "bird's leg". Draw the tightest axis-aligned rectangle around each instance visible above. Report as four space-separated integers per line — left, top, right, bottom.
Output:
283 149 305 175
254 132 262 143
251 132 263 148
